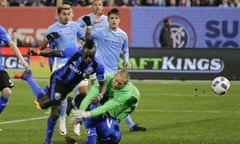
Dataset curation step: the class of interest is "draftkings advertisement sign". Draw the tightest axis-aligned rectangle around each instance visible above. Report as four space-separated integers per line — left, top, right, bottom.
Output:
119 48 240 80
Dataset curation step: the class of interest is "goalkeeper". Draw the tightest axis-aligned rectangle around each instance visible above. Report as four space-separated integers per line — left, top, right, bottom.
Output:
65 70 140 144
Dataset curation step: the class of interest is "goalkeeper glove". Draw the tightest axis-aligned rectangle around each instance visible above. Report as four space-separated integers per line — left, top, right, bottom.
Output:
82 16 92 27
72 110 91 119
46 32 59 40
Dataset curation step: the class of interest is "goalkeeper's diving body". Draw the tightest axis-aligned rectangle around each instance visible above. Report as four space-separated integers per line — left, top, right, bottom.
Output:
65 70 140 144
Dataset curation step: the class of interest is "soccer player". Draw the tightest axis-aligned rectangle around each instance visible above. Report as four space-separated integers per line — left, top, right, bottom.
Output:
14 39 106 144
74 8 146 132
0 25 29 114
38 4 86 136
65 70 141 144
76 0 109 31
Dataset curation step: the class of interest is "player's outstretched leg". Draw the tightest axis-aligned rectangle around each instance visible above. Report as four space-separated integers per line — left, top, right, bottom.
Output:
125 115 146 132
14 70 50 109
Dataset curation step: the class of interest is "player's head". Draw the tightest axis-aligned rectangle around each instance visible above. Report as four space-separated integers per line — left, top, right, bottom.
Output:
82 39 96 64
57 4 73 25
112 70 130 89
92 0 103 15
108 8 120 31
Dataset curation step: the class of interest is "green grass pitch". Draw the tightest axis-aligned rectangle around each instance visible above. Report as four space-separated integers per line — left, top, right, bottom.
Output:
0 79 240 144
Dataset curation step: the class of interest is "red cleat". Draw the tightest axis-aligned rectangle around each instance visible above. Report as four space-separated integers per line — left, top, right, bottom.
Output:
14 70 32 80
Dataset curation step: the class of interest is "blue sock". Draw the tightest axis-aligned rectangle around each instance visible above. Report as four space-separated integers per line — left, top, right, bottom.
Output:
0 96 8 113
43 86 49 94
125 115 135 129
60 99 67 120
26 77 45 99
45 118 57 143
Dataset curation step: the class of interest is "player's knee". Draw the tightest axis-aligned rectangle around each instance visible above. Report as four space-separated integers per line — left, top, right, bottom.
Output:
38 95 51 109
2 87 12 98
50 104 61 121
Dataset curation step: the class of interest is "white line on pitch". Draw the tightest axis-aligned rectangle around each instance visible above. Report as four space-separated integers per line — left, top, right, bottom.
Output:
0 116 48 125
0 109 238 125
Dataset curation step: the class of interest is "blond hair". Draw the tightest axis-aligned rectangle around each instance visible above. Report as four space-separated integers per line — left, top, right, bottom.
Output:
57 4 71 14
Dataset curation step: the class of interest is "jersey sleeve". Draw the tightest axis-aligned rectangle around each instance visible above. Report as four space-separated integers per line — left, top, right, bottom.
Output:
76 23 85 39
61 47 81 58
90 91 132 117
90 99 120 117
0 26 10 44
122 34 129 63
44 27 52 40
76 17 87 30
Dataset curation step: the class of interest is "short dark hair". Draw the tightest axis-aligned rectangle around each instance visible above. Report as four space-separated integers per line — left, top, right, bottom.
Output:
57 4 71 14
83 39 95 50
82 39 96 59
107 8 120 17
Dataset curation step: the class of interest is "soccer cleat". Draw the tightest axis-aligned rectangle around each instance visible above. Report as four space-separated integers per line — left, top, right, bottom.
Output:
64 136 78 144
130 124 146 132
73 123 81 136
59 118 67 136
33 99 41 110
66 97 74 116
14 69 32 80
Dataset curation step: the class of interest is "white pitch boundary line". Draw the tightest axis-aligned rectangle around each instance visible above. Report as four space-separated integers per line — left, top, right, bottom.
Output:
0 109 239 125
0 116 48 125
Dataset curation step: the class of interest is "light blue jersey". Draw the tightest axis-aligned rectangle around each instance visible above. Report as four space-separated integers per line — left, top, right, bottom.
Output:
76 13 109 31
0 25 10 70
45 21 85 71
92 28 129 73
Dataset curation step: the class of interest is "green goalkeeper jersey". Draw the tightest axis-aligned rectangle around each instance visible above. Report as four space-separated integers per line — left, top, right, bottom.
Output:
80 73 140 122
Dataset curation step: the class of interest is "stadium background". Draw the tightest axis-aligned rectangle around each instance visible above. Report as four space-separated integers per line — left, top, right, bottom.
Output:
0 7 240 80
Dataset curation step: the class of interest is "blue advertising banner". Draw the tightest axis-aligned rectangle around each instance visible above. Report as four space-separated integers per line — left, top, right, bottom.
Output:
131 7 240 48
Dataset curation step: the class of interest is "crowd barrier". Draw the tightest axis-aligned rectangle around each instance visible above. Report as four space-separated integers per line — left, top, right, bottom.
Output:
2 47 240 80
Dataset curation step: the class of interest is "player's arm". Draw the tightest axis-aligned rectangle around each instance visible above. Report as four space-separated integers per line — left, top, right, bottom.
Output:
75 95 128 118
8 41 29 69
29 46 80 57
80 16 94 41
122 35 131 68
29 48 62 57
80 81 100 111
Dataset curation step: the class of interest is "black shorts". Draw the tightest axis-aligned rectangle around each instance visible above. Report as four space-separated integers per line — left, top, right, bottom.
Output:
48 74 72 103
0 70 14 90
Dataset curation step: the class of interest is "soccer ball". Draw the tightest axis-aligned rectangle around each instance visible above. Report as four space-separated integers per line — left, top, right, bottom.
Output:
211 76 230 95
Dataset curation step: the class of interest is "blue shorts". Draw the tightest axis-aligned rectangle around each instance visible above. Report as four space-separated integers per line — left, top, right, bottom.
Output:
84 116 121 144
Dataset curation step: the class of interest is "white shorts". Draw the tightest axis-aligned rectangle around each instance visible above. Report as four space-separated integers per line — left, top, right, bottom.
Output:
77 78 89 87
